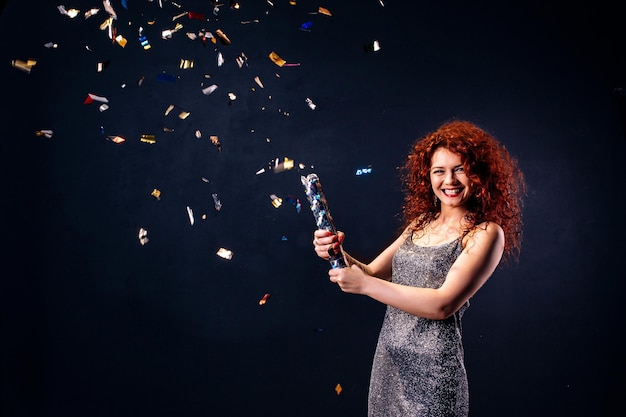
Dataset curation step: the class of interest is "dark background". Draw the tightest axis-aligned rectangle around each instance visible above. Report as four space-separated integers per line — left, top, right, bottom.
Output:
1 1 624 416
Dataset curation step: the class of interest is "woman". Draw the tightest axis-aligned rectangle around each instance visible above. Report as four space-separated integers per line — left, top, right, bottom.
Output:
312 120 526 416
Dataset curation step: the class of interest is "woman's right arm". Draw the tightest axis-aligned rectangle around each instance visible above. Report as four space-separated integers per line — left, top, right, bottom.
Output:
313 228 410 281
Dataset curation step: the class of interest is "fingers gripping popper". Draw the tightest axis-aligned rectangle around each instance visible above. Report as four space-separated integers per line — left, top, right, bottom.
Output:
301 173 347 269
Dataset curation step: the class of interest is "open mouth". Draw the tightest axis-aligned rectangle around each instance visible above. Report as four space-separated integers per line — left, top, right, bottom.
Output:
442 188 463 197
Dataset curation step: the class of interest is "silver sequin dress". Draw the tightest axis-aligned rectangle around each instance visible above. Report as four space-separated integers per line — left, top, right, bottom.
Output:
368 236 469 417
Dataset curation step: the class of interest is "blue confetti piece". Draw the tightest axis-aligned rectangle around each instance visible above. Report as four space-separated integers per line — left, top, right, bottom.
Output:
156 73 176 82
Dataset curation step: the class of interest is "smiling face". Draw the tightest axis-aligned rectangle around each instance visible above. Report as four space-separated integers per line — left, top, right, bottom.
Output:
429 147 473 209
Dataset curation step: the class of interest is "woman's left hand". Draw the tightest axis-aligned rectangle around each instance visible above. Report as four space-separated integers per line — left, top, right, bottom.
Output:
328 264 369 294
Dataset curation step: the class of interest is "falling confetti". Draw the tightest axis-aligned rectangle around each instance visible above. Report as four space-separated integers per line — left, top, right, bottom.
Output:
138 228 149 245
35 130 53 138
259 293 271 305
212 193 222 211
270 194 283 208
216 248 233 260
187 206 195 225
11 59 37 74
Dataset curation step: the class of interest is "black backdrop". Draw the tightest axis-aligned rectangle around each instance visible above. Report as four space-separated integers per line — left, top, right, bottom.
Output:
2 1 624 416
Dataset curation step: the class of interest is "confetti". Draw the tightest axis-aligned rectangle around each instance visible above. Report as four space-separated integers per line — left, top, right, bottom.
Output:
210 135 222 152
107 135 126 143
180 59 194 69
335 383 343 395
364 40 381 52
259 293 271 305
57 5 80 18
318 7 332 16
157 73 176 82
305 97 316 110
35 129 53 138
270 194 283 208
212 193 222 211
273 157 294 173
84 8 100 18
138 228 149 245
187 11 205 20
139 34 151 50
355 167 372 176
202 84 218 95
103 0 118 19
151 189 161 200
140 134 156 144
216 248 233 260
254 76 264 88
187 206 195 225
115 35 128 48
215 29 231 45
84 93 109 104
97 59 111 72
11 59 37 74
268 51 286 67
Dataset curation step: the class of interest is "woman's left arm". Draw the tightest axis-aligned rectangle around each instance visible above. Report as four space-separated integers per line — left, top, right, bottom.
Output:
329 222 505 320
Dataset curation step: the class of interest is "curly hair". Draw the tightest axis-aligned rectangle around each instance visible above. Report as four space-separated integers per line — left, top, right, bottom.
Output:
400 120 526 263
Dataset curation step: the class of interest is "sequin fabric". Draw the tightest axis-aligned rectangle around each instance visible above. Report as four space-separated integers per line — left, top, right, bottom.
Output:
368 236 469 417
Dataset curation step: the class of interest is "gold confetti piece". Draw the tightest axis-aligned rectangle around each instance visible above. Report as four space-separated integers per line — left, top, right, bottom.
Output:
270 194 283 208
138 228 149 245
151 189 161 200
318 6 332 16
178 110 191 119
140 134 156 144
107 135 126 143
165 104 175 116
216 247 233 260
268 51 286 67
215 29 231 45
11 59 37 74
210 135 222 152
179 58 194 69
259 293 271 305
273 157 294 173
115 35 127 47
254 76 264 88
35 130 53 138
335 383 343 395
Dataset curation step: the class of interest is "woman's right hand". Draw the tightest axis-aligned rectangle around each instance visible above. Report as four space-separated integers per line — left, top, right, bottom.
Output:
312 229 344 260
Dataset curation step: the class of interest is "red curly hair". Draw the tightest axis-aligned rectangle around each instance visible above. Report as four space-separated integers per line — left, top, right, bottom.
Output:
400 120 526 263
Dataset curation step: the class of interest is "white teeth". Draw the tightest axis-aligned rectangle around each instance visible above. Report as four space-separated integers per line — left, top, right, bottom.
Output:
443 188 461 195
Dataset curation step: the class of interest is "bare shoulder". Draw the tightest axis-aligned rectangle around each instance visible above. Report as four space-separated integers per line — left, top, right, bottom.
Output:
462 221 505 253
